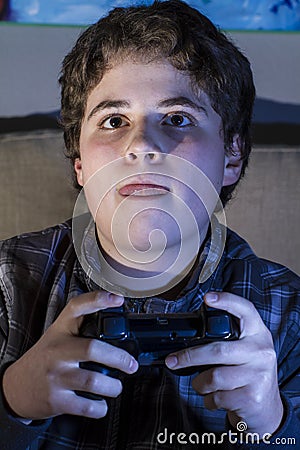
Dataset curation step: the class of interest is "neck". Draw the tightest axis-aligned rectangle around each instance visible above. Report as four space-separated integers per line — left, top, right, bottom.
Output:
96 224 208 298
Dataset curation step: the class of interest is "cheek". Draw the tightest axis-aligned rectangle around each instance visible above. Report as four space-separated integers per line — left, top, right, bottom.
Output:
175 143 225 185
79 135 120 181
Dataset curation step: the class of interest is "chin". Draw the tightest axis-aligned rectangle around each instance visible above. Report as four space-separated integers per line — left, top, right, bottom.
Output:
128 213 180 250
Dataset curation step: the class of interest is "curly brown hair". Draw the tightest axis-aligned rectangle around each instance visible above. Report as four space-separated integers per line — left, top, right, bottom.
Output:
59 0 255 204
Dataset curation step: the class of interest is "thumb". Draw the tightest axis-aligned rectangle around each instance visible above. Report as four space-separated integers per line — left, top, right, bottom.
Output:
204 291 263 337
53 290 124 335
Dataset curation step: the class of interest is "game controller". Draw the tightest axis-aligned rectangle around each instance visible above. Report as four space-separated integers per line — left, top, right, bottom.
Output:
76 304 239 400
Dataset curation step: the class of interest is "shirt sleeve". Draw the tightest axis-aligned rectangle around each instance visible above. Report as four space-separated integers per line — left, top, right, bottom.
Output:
272 392 299 446
0 267 51 449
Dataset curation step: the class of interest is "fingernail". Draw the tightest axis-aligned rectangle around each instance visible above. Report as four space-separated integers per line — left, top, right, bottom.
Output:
165 355 178 369
205 292 219 303
129 358 139 373
108 294 124 304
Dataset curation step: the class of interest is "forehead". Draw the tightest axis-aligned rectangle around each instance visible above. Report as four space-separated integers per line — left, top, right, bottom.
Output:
84 58 211 112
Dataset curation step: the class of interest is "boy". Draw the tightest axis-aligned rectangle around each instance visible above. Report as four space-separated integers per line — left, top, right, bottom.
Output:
0 1 299 448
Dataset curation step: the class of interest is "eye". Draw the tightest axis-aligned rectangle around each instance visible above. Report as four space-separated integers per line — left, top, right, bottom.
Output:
162 113 194 127
99 115 129 129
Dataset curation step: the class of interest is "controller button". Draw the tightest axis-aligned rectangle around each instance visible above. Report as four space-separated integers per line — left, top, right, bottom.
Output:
102 316 127 339
206 314 231 338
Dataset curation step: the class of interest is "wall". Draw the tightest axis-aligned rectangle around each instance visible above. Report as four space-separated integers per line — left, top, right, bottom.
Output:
0 24 300 117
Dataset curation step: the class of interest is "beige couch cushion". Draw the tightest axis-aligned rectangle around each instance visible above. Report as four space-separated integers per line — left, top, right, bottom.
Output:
0 130 75 238
226 146 300 275
0 130 299 275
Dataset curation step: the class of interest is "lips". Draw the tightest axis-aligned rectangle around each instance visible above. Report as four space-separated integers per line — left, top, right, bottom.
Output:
118 183 170 196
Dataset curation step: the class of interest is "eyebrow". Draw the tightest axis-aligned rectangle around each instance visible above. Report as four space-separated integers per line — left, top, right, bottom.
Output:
158 96 207 114
87 100 130 120
87 96 207 121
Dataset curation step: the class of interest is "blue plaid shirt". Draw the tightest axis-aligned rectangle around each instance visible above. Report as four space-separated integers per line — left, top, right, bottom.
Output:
0 219 299 449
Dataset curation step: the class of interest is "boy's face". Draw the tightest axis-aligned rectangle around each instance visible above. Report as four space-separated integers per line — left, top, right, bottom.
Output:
75 59 241 267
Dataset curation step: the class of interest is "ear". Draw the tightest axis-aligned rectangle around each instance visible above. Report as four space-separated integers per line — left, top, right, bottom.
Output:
222 135 243 187
74 158 84 187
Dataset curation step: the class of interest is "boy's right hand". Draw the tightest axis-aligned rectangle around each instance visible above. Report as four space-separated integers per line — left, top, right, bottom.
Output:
2 291 138 420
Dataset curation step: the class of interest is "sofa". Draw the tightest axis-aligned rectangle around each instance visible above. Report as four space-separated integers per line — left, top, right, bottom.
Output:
1 129 299 275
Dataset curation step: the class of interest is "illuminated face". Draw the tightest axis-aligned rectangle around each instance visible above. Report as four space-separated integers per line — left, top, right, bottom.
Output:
75 59 241 272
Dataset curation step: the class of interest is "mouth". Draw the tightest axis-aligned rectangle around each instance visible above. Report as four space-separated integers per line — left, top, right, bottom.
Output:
117 183 170 197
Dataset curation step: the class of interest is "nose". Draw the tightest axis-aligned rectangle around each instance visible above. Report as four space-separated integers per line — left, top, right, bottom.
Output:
124 125 164 164
125 151 163 163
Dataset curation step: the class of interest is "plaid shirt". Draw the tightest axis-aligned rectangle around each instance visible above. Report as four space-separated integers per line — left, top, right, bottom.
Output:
0 219 299 449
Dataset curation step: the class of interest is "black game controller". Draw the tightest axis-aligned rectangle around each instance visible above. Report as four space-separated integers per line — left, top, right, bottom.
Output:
76 303 239 399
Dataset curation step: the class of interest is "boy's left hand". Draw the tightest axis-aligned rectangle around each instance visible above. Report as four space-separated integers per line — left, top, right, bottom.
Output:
165 292 283 437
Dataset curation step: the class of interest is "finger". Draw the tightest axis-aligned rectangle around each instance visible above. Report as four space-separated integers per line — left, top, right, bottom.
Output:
60 367 123 398
192 365 250 395
165 337 255 370
80 339 139 375
61 391 108 419
35 332 138 375
203 384 254 413
54 291 124 334
204 291 269 337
